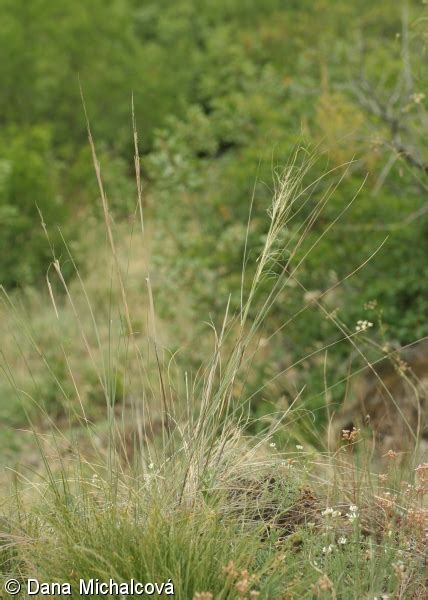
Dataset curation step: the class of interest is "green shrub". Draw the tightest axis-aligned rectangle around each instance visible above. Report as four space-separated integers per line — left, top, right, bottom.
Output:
0 126 65 287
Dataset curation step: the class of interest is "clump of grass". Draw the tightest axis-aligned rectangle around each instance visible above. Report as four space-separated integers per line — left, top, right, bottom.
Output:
1 129 427 598
4 453 427 598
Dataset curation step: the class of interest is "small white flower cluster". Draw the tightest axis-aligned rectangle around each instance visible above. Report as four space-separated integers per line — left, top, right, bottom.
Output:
280 460 295 470
295 444 304 450
364 300 377 310
393 560 405 575
322 544 335 555
355 320 373 332
346 505 359 523
410 92 425 104
338 536 347 545
269 442 277 449
321 507 341 518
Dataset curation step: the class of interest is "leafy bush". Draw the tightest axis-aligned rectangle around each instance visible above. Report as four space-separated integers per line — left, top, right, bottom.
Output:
0 126 65 286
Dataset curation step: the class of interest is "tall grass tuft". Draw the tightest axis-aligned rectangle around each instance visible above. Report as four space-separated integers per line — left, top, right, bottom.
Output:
0 131 426 598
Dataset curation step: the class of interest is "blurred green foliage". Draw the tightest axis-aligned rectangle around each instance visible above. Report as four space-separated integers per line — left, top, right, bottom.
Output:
0 125 65 285
0 0 427 420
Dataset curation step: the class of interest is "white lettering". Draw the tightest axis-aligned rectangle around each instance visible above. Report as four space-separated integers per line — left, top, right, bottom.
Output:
135 582 144 594
99 582 108 594
80 578 94 594
27 579 39 595
28 580 71 596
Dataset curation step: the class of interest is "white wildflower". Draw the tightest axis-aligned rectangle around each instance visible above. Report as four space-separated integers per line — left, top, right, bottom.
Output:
322 507 341 518
410 92 425 104
346 505 359 523
364 300 377 310
355 320 373 332
322 507 334 516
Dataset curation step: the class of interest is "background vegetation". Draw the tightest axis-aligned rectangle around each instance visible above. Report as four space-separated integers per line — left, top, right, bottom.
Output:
1 0 427 442
1 2 428 597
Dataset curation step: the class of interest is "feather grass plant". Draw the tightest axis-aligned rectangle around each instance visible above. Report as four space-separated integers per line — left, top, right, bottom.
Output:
0 124 427 598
